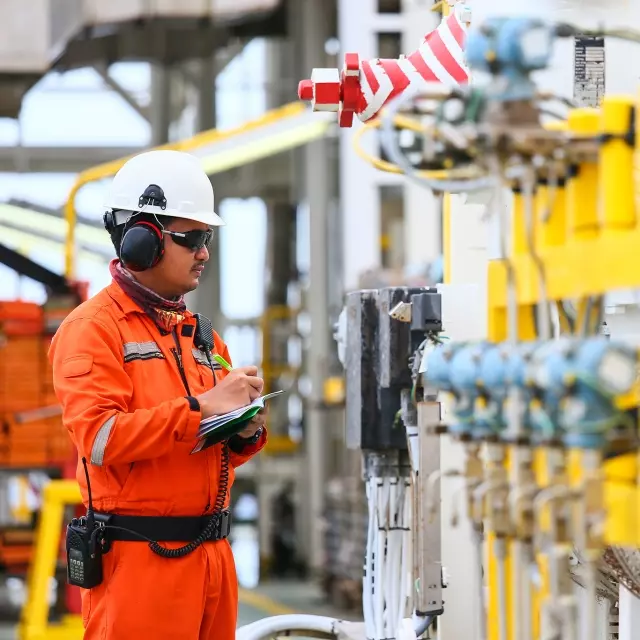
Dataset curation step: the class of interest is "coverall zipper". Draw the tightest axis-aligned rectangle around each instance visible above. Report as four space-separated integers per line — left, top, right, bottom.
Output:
171 327 211 513
170 329 191 396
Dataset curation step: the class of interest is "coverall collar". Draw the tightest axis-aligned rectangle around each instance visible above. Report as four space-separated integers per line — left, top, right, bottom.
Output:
106 280 194 322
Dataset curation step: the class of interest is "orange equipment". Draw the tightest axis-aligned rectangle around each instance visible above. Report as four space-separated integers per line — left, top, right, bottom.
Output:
0 241 86 613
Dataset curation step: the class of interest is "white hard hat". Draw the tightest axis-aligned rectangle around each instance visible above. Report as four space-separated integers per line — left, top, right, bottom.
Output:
104 149 224 227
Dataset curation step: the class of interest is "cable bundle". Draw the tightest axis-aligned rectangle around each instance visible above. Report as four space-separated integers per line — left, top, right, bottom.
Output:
364 475 412 640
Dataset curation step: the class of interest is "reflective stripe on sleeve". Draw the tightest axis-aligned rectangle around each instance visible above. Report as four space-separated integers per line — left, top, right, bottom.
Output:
91 415 116 466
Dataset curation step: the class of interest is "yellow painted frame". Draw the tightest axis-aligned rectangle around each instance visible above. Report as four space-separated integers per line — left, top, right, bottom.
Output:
19 480 84 640
481 93 640 640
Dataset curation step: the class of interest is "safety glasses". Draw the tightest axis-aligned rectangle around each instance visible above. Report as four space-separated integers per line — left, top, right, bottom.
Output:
163 229 214 251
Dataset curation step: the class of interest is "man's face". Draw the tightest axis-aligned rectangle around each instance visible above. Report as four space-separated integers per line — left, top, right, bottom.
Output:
138 217 211 298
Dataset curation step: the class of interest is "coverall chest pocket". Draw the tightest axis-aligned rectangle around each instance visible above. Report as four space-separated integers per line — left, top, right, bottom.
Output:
191 348 219 392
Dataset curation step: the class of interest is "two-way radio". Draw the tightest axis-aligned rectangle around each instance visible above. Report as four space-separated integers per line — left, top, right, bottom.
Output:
65 457 109 589
194 313 218 375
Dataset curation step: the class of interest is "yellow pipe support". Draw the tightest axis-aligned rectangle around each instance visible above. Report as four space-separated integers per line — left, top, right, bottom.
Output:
486 226 640 309
600 96 636 230
542 179 567 249
636 87 640 220
511 188 530 256
488 191 537 343
533 181 546 254
566 109 600 242
505 188 537 640
486 531 501 640
532 449 550 640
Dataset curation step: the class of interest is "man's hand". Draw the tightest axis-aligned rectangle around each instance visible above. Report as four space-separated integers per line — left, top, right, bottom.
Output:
196 366 263 419
238 407 267 438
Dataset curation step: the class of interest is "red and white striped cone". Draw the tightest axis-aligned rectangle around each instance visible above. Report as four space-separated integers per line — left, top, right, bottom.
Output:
298 3 471 128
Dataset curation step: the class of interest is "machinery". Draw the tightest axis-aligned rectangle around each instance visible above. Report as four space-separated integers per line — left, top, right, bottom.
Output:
239 5 640 640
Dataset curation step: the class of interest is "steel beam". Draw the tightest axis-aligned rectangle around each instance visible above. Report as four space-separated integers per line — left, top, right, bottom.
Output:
0 147 290 195
301 0 334 575
94 65 151 122
0 146 144 173
0 219 111 260
190 56 225 335
182 40 246 89
6 199 103 229
151 64 171 146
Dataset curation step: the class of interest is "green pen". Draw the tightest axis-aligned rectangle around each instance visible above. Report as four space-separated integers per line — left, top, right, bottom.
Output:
212 353 233 371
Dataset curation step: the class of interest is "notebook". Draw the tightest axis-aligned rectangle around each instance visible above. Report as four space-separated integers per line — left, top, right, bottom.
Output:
190 390 284 454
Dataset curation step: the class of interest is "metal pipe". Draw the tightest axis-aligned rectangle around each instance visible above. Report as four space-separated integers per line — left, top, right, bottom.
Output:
472 527 487 640
301 0 334 573
413 614 435 637
426 469 460 520
472 479 509 524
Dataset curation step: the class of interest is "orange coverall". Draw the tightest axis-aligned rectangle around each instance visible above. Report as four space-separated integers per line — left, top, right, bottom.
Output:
49 281 267 639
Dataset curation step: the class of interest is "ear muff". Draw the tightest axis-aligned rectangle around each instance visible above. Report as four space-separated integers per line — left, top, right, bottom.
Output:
119 220 165 272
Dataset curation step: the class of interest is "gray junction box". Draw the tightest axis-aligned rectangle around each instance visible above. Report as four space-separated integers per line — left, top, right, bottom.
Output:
344 286 441 451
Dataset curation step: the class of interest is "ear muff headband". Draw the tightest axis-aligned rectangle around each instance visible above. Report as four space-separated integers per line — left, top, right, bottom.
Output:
119 217 165 272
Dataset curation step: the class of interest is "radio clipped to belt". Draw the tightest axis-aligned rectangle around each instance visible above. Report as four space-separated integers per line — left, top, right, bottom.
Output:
66 458 110 589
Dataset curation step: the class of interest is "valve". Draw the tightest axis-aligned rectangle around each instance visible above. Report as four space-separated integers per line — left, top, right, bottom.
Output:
465 17 556 101
297 3 472 127
525 339 573 445
560 338 638 450
448 342 490 438
477 344 511 439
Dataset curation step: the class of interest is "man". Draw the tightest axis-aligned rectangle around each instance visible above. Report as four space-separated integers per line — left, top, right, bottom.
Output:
50 149 267 639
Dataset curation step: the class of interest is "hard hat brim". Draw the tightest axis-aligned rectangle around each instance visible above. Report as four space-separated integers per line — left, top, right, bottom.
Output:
112 207 225 227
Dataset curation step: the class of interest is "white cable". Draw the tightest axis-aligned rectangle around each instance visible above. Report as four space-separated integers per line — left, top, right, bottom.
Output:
393 518 403 635
398 480 408 629
473 529 487 640
394 479 405 634
364 478 376 640
388 479 400 635
365 479 374 638
364 469 416 640
397 482 412 635
383 477 392 639
236 614 340 640
371 478 380 640
376 478 388 639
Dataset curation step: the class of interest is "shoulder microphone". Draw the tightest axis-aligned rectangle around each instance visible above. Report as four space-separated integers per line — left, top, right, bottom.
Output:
194 313 217 375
